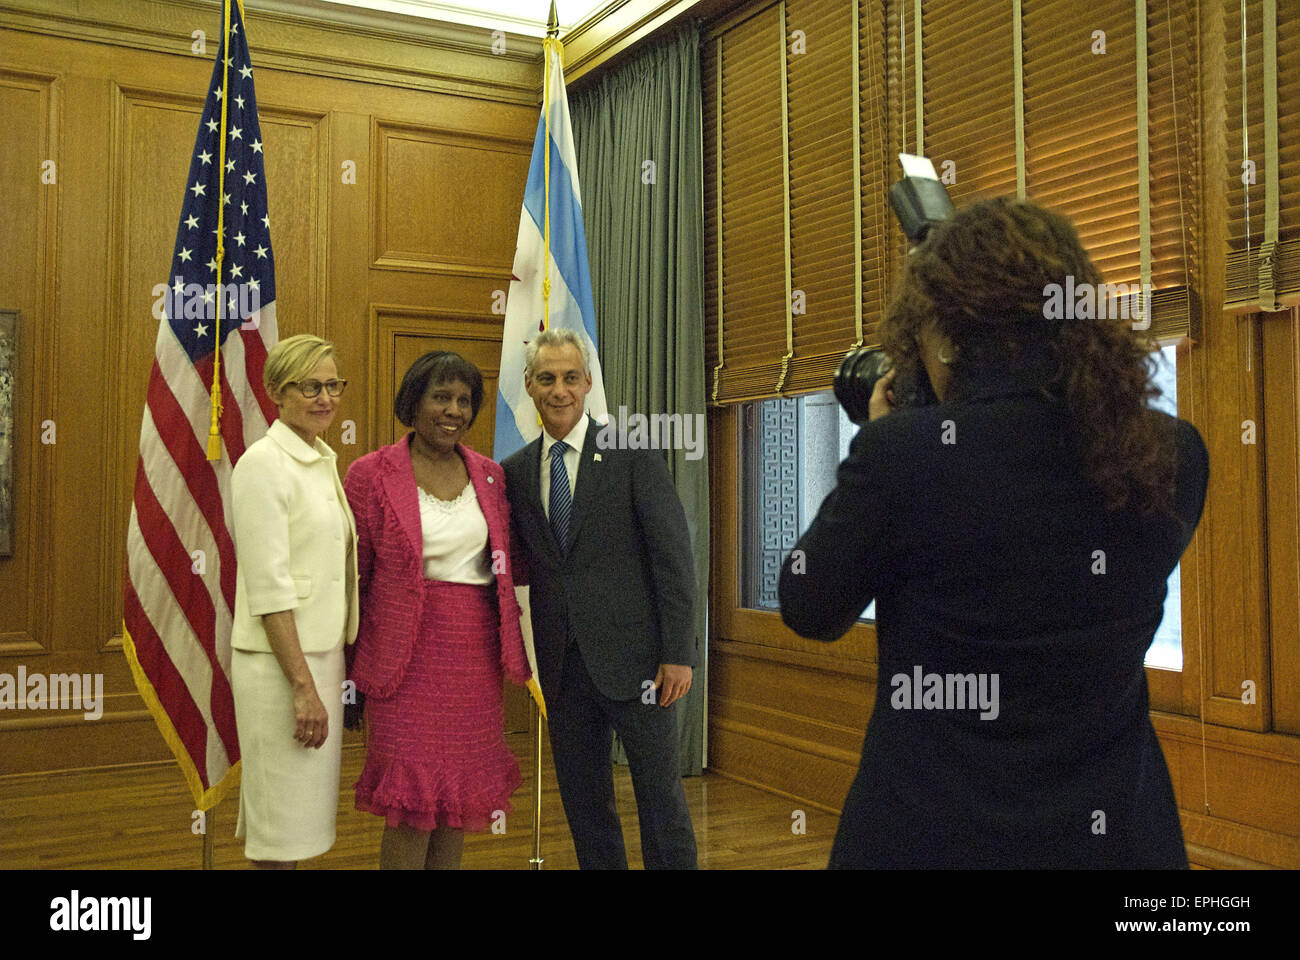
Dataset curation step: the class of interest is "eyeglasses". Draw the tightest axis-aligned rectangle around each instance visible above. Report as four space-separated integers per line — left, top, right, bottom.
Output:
289 379 348 398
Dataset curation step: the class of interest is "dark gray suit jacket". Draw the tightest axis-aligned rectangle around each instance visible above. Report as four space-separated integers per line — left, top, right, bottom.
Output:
503 416 698 701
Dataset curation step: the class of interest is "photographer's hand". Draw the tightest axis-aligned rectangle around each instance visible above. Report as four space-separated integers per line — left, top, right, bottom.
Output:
869 368 898 421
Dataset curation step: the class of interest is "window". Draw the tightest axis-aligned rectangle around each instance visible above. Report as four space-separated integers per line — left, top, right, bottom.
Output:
1145 342 1184 671
741 345 1186 667
740 390 876 621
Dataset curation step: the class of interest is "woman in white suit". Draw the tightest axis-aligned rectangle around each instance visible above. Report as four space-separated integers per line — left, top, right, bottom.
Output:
230 333 358 868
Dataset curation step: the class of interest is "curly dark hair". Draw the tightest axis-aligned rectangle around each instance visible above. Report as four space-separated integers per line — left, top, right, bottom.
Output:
879 196 1175 515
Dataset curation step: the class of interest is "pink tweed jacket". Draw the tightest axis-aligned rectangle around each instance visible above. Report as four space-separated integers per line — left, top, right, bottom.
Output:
343 434 530 698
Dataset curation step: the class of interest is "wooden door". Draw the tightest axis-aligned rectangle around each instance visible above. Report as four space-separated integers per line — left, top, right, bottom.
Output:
372 307 531 734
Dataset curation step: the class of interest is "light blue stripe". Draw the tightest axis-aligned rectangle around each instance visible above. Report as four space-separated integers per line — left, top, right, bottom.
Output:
493 107 598 463
521 113 598 346
492 390 529 461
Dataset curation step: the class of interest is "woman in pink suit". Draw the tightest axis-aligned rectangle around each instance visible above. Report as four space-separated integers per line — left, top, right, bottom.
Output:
343 351 530 869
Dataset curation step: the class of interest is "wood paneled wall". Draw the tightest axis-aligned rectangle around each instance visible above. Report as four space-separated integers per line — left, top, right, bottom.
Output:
704 0 1300 869
0 0 539 773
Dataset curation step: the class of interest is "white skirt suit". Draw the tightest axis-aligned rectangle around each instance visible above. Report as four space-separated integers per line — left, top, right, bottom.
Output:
229 418 359 861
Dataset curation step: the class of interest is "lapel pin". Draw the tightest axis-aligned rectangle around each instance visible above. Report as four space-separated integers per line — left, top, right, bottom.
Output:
594 453 602 462
487 475 494 483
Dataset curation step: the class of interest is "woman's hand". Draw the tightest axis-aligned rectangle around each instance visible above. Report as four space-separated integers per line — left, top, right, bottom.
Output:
261 610 329 748
291 680 329 749
869 367 898 421
343 691 366 732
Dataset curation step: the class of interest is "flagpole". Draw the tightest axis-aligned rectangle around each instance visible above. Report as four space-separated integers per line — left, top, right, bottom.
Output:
200 0 235 868
206 0 234 462
530 0 560 872
202 809 215 869
541 1 557 333
529 702 544 870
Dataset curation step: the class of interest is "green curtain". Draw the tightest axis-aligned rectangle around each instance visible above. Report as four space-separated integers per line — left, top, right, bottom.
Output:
570 23 708 776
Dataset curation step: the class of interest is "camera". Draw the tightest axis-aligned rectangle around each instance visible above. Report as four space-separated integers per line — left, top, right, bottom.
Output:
833 155 953 423
833 347 937 424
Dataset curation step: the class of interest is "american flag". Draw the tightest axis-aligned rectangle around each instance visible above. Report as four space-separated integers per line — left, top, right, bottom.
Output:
122 0 277 809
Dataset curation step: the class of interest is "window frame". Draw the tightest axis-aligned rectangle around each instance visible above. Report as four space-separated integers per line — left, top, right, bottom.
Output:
711 335 1212 715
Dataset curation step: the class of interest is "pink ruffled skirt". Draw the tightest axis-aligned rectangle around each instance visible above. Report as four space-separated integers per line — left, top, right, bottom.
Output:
354 579 520 832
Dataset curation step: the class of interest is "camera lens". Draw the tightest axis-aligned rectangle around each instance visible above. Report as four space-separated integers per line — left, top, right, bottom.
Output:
834 346 937 422
833 347 891 424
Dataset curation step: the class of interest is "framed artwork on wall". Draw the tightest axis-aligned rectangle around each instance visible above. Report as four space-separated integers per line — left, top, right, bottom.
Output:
0 309 15 557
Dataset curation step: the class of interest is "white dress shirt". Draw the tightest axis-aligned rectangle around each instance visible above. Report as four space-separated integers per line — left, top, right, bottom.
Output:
540 415 588 521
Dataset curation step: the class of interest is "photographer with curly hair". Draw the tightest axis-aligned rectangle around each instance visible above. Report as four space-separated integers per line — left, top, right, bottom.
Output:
779 196 1208 868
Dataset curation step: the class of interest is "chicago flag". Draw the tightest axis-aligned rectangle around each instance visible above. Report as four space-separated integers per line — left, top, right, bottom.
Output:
493 37 607 460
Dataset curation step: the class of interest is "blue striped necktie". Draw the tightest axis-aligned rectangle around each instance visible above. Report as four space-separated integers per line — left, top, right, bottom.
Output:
549 440 572 551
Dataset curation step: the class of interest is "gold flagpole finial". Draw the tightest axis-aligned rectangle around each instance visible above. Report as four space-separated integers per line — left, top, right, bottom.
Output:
546 0 558 38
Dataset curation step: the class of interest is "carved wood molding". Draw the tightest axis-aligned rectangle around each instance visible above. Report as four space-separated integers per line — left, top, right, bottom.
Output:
563 0 751 87
0 69 58 660
371 118 531 276
0 0 543 104
1181 810 1300 869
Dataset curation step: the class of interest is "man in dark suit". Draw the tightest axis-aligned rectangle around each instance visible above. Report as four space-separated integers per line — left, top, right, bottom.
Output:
502 328 698 869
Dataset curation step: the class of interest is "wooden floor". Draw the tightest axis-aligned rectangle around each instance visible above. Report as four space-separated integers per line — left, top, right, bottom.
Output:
0 732 837 869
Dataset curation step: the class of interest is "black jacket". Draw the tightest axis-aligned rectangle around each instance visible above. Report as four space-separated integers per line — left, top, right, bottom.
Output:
504 417 698 701
779 368 1208 868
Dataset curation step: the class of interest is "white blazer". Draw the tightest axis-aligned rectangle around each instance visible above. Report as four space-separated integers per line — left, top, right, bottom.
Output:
230 419 359 654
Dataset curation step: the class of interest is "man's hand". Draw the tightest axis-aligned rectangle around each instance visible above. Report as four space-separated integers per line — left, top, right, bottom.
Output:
654 663 692 708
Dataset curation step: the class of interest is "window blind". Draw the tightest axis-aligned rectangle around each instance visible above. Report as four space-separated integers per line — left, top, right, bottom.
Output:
704 0 1205 404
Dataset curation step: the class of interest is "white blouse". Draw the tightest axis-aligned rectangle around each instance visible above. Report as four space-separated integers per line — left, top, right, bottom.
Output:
418 482 494 585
